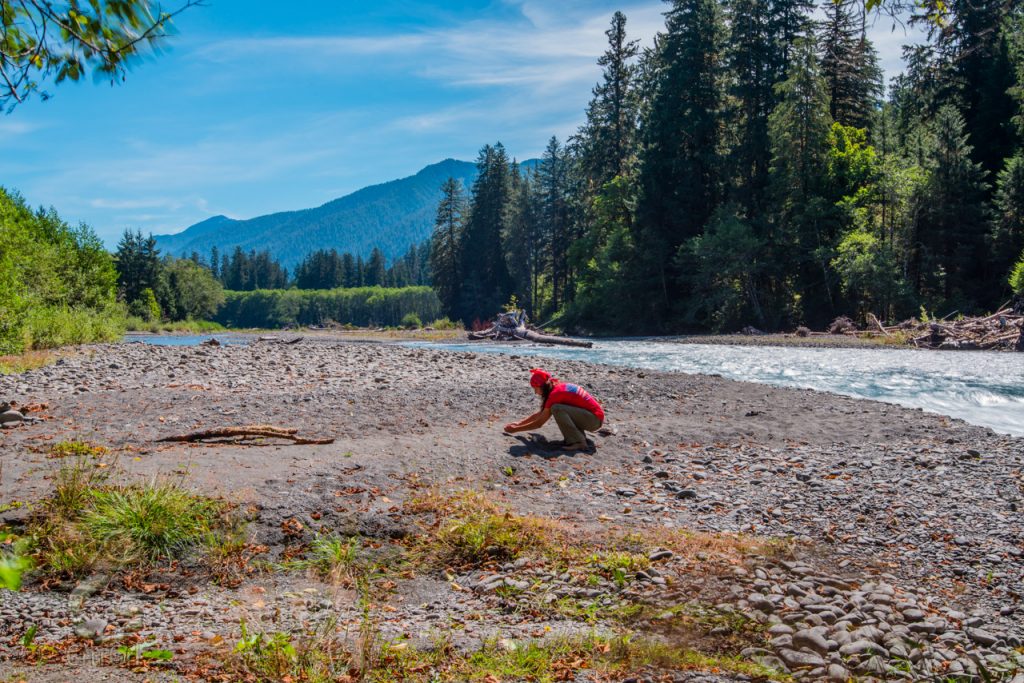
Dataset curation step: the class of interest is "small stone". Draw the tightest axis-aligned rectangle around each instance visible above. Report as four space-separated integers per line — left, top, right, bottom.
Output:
839 640 888 657
74 618 108 641
827 664 850 682
748 594 775 613
778 648 825 669
675 489 698 500
966 628 1000 647
793 628 830 655
648 549 674 562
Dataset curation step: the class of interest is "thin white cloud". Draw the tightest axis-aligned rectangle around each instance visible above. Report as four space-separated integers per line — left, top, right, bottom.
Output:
0 120 44 137
199 34 430 61
89 197 184 210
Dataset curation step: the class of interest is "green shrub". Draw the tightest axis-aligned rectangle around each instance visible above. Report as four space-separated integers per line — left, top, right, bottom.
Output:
0 188 122 353
428 317 462 330
400 312 422 329
128 287 161 322
21 303 125 350
1010 250 1024 296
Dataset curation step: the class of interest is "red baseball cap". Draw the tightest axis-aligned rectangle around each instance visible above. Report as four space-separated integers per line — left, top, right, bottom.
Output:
529 368 551 387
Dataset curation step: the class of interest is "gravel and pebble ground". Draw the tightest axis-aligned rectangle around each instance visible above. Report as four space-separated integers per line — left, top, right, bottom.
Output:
0 337 1022 681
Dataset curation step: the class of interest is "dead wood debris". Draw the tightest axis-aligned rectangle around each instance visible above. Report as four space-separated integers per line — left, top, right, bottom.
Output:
822 308 1024 351
467 310 593 348
155 425 335 445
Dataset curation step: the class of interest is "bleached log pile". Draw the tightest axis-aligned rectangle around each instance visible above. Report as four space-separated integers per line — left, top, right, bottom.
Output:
467 310 594 348
829 308 1024 351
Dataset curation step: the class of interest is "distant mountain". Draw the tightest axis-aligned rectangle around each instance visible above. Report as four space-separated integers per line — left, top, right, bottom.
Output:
155 158 535 270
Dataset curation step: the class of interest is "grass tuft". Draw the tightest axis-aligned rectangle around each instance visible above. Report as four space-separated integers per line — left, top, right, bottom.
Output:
24 458 231 578
0 351 55 375
47 440 109 459
407 490 560 568
83 485 223 563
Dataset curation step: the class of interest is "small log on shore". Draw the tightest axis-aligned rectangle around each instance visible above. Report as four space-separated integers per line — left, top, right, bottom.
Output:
156 425 334 445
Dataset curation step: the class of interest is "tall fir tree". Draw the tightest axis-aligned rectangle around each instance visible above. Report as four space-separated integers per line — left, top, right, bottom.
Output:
577 11 640 187
913 105 989 310
537 137 572 313
430 177 467 317
502 167 543 315
768 36 838 326
457 143 515 324
114 229 162 304
818 0 883 129
930 0 1020 181
635 0 727 327
365 247 387 287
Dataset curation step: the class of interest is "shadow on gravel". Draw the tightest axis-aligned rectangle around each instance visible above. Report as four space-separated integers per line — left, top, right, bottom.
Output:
506 434 594 459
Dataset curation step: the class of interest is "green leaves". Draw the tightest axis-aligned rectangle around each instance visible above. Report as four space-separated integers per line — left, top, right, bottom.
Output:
1 0 196 110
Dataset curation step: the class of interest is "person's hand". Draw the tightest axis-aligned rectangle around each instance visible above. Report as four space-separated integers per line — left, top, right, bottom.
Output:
504 423 518 433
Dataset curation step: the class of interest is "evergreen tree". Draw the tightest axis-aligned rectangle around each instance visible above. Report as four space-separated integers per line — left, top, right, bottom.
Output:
503 167 543 315
931 0 1019 180
913 105 989 309
768 36 839 326
342 252 358 288
114 229 162 304
635 0 727 327
537 137 572 313
430 178 466 316
818 0 883 129
365 247 387 287
457 143 515 323
209 245 219 280
725 0 776 218
577 11 640 186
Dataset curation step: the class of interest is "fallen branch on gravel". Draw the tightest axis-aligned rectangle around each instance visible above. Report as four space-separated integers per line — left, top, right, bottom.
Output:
156 425 334 445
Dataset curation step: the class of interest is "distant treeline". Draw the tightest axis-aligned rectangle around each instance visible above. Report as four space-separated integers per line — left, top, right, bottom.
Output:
215 287 442 329
427 4 1024 334
181 242 431 291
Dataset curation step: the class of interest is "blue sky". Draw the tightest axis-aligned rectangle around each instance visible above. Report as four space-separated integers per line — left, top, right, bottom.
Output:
0 0 925 246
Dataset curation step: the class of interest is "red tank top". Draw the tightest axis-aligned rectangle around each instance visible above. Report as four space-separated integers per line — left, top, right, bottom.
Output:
544 382 605 422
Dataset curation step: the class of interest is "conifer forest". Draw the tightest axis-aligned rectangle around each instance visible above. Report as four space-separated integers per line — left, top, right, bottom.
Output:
429 2 1024 334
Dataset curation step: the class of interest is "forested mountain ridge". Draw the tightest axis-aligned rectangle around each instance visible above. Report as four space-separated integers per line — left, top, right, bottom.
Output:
155 159 536 269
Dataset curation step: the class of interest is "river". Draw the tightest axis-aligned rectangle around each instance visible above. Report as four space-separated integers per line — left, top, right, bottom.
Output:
404 339 1024 437
124 334 1024 437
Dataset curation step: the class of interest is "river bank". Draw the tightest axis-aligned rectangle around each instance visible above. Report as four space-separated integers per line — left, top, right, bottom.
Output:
1 339 1022 681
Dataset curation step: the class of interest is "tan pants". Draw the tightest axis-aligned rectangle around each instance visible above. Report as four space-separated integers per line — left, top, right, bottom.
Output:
551 404 601 446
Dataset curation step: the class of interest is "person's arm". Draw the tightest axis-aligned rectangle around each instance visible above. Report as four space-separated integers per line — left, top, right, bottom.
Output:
504 408 551 433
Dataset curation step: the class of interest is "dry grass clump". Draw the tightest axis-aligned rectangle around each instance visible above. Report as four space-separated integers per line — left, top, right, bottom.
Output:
47 440 110 459
0 350 54 375
654 529 794 566
405 490 565 568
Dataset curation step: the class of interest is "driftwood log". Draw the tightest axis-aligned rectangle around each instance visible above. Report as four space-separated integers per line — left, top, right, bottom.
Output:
468 310 593 348
156 425 334 445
